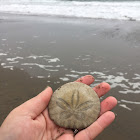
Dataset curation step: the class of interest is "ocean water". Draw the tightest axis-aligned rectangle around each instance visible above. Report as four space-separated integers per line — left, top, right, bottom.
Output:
0 0 140 20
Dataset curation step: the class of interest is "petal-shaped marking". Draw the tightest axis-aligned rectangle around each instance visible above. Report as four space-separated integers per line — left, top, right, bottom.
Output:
76 101 94 111
56 98 71 110
74 112 85 120
71 90 80 108
61 111 72 119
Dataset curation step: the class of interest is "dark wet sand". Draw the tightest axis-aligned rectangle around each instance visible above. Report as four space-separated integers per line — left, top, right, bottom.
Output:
0 14 140 140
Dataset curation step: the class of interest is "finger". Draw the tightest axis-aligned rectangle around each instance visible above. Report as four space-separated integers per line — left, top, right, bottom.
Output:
75 111 115 140
100 96 117 116
93 82 111 97
76 75 95 85
58 132 74 140
19 87 53 119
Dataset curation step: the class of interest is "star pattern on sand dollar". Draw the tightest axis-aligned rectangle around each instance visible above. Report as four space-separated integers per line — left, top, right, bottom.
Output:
56 90 94 120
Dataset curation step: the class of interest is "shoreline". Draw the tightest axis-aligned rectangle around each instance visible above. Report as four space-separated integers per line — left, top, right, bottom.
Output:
1 12 140 47
0 12 140 23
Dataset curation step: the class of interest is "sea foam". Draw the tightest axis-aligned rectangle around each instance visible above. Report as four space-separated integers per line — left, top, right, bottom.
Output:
0 0 140 21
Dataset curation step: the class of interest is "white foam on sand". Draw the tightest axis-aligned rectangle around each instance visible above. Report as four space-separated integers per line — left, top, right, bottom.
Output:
55 65 64 68
121 99 140 105
3 66 14 70
90 71 106 76
21 63 59 71
129 82 140 89
119 104 132 111
0 53 7 56
37 76 45 78
45 58 60 63
7 56 24 61
59 77 69 81
89 71 140 95
27 55 51 59
133 73 140 80
1 63 6 66
1 39 7 41
119 89 140 94
65 74 79 78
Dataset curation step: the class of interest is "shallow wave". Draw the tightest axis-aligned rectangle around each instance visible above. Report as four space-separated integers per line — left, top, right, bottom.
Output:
119 104 132 111
0 1 140 21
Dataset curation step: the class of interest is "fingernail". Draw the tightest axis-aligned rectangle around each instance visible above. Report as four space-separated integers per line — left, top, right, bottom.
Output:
45 86 50 90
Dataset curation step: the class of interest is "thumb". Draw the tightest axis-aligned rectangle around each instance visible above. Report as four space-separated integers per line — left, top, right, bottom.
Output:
19 87 53 119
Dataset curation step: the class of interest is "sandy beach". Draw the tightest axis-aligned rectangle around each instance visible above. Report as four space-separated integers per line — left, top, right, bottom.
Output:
0 14 140 140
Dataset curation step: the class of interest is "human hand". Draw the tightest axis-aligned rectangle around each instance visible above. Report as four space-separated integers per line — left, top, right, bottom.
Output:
0 75 117 140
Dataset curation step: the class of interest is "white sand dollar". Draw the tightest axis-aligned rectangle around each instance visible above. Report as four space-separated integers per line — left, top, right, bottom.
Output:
48 82 100 129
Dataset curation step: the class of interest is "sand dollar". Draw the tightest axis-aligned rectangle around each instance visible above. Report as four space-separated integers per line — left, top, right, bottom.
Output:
48 82 100 129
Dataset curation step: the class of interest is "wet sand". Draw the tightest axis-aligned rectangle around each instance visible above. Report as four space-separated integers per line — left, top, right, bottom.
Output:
0 14 140 140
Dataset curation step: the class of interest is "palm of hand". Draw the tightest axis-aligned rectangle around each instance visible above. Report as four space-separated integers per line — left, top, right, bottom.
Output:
3 108 74 140
0 75 117 140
